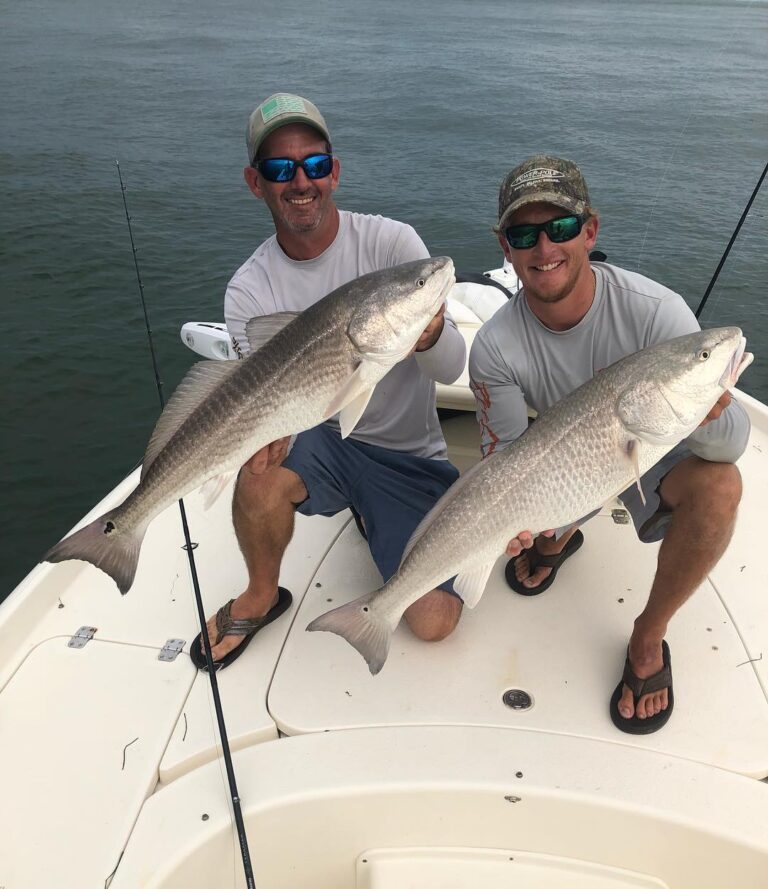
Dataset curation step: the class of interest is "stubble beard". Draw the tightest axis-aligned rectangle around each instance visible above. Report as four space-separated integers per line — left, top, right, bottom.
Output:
283 214 322 234
278 190 325 234
525 275 574 306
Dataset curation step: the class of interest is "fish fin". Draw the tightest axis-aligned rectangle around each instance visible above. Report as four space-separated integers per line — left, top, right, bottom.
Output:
321 361 379 423
306 591 393 675
338 387 375 438
200 471 237 510
401 458 488 564
141 360 240 480
617 382 682 446
625 439 647 506
453 561 495 609
245 312 300 353
43 509 150 595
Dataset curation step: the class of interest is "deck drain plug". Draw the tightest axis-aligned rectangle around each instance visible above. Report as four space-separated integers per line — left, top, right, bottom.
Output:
503 689 533 710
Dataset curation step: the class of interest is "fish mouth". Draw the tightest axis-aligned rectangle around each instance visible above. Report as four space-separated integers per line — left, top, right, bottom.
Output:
720 336 753 387
429 262 457 314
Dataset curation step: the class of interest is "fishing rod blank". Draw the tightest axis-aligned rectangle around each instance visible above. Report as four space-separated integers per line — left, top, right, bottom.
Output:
116 160 257 889
696 159 768 319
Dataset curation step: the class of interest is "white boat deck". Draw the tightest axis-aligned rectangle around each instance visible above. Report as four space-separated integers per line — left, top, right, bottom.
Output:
111 727 768 889
1 391 766 887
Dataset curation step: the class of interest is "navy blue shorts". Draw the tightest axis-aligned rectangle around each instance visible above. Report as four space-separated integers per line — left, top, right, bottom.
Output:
283 424 461 596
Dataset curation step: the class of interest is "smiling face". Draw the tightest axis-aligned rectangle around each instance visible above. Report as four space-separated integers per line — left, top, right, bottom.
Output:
499 202 599 308
244 123 340 242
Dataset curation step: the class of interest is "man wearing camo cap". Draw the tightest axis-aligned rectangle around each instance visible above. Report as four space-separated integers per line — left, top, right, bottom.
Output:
192 94 467 672
469 154 750 734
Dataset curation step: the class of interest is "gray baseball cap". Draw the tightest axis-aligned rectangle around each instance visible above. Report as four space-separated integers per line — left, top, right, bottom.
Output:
496 155 590 231
246 93 331 163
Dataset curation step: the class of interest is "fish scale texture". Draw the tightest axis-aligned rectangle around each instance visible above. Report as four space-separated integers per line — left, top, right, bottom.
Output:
44 257 456 594
108 259 452 533
376 331 738 615
117 304 358 528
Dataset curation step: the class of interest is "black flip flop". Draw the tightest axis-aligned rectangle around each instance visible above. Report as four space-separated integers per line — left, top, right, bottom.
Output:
190 586 293 672
505 530 584 596
609 639 674 734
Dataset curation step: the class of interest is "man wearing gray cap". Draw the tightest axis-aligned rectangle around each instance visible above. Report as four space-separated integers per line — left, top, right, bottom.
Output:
468 155 749 734
191 94 466 671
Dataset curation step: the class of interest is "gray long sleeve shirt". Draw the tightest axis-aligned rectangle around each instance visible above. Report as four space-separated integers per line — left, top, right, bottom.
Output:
468 262 750 462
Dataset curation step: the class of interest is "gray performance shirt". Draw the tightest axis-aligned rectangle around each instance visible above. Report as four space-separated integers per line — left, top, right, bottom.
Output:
225 210 466 458
468 262 750 461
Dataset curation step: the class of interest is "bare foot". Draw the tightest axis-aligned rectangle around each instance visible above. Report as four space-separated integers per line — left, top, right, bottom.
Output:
617 637 669 720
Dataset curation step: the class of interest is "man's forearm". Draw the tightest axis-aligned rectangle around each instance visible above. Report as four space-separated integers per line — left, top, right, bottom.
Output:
414 316 466 384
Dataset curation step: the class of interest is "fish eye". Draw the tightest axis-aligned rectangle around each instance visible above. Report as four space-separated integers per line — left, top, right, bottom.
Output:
697 349 711 361
416 278 425 288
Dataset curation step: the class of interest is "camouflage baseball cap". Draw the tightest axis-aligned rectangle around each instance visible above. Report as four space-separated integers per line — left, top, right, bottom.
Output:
496 155 590 231
246 93 331 163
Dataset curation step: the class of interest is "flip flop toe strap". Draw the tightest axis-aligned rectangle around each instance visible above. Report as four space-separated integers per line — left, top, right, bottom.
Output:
520 530 583 573
525 539 575 571
213 599 269 644
530 550 568 569
621 660 672 698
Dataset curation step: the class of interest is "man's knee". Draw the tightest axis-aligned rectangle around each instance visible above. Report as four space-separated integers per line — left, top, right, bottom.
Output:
663 459 742 517
712 462 742 508
687 461 742 517
234 465 307 513
403 589 462 642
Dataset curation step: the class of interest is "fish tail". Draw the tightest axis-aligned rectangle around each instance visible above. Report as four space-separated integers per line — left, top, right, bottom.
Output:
44 507 149 595
307 590 394 675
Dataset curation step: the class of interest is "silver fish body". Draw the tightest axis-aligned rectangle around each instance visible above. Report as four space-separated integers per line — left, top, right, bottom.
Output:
308 326 753 674
45 257 456 593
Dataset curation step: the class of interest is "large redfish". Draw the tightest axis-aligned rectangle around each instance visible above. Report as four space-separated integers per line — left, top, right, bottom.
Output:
308 327 752 674
45 258 456 593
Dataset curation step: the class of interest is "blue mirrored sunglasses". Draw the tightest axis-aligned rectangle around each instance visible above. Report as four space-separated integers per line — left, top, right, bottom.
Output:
255 153 333 183
504 214 587 250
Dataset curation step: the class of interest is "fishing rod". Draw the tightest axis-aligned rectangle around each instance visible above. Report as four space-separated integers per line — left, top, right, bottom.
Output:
116 161 257 889
695 159 768 319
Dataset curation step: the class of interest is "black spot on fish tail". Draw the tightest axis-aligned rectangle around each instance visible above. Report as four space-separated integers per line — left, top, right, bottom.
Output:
44 509 150 595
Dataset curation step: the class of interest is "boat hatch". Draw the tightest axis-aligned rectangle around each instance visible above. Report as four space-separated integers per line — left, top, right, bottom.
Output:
156 508 349 785
0 636 194 888
270 501 768 776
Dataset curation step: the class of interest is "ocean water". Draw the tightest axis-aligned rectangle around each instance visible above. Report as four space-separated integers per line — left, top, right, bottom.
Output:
2 0 767 597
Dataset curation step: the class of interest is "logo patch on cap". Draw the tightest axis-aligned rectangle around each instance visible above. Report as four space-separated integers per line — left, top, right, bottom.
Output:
261 95 307 123
512 168 565 191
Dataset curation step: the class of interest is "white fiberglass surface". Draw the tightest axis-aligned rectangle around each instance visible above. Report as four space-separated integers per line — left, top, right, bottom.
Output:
0 638 194 888
111 727 768 889
270 393 768 776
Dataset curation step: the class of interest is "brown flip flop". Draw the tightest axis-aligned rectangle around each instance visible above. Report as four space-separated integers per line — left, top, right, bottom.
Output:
190 586 293 672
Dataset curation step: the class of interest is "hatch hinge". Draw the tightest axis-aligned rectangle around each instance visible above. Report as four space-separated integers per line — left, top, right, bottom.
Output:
611 508 631 525
159 638 186 662
68 626 97 648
